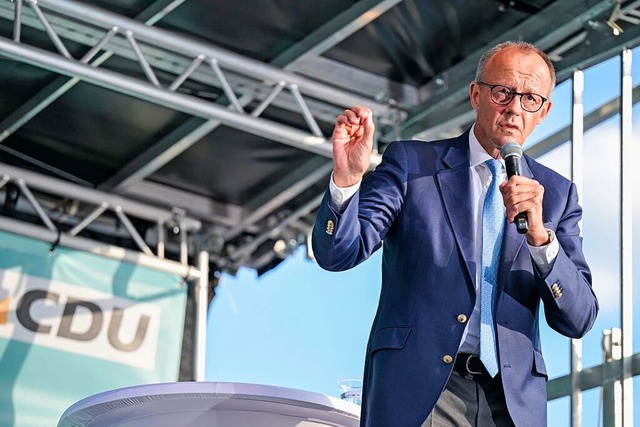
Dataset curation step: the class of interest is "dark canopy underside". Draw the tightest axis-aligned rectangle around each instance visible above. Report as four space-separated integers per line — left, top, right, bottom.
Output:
0 0 638 275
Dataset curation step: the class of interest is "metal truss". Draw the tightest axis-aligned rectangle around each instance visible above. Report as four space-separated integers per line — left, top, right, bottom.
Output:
404 0 640 142
0 159 214 380
0 0 412 382
0 162 201 273
526 83 640 159
405 0 616 141
0 0 188 152
0 0 391 163
3 0 637 277
0 0 398 271
547 347 640 425
539 48 637 427
1 0 639 403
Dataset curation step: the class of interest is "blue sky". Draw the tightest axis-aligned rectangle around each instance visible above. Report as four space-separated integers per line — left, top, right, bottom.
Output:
206 46 640 426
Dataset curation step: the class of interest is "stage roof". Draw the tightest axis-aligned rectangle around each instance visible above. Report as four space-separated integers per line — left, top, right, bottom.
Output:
0 0 638 275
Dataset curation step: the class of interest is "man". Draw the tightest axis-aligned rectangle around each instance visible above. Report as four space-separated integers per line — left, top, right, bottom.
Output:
312 41 598 427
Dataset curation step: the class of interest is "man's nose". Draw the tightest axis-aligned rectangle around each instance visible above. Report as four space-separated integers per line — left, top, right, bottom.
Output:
504 95 523 114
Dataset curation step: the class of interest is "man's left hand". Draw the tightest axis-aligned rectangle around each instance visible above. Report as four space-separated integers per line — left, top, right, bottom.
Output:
499 176 549 246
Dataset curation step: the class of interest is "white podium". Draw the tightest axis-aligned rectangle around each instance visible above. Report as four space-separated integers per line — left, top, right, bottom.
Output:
57 382 361 427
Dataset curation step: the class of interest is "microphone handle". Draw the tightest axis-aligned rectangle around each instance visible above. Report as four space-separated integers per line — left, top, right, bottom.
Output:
514 212 528 234
504 156 529 234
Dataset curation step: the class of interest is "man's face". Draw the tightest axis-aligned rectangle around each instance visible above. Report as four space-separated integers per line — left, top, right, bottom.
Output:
469 47 553 158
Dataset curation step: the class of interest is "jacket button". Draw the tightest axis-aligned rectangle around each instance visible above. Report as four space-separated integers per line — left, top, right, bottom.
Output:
325 220 335 235
442 355 453 364
457 314 468 323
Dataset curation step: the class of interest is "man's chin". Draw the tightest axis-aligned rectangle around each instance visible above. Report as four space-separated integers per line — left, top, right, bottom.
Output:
494 133 522 146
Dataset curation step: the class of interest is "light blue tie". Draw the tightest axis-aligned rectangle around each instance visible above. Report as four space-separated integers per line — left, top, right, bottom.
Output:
480 159 504 378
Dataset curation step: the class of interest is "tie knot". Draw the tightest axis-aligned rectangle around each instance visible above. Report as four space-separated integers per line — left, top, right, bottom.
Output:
485 159 502 178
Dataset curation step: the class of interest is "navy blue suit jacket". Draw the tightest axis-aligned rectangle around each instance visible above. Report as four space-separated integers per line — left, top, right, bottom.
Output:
312 132 598 427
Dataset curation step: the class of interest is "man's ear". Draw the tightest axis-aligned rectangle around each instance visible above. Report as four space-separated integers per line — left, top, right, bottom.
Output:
536 100 552 124
469 82 480 111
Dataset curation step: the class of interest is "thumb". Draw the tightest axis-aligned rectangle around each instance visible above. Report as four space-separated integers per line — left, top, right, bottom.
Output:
361 111 376 144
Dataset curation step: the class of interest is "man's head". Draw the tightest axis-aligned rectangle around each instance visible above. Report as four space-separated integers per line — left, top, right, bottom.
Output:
470 41 555 158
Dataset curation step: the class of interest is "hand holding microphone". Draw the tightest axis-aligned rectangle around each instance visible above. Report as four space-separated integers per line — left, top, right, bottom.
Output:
500 142 529 234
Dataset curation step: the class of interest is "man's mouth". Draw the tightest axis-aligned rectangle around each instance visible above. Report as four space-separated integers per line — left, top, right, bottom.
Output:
499 122 519 132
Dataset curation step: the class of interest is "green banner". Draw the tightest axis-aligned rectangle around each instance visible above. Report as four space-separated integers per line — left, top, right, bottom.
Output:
0 230 188 427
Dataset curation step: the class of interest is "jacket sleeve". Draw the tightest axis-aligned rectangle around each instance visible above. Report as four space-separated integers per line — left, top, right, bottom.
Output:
311 142 408 272
536 182 598 338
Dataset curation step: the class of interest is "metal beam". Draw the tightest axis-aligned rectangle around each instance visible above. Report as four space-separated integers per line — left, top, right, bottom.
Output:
100 117 216 191
271 0 404 69
0 0 389 231
0 37 359 160
0 0 400 162
413 101 475 141
412 24 640 144
0 161 201 230
554 20 640 83
570 69 585 427
221 157 332 242
100 94 254 192
194 250 209 381
525 82 640 159
0 0 185 145
28 0 394 118
123 180 243 228
292 55 419 107
392 0 616 140
103 1 402 241
0 2 342 126
228 192 324 265
620 47 634 427
0 216 201 278
133 0 187 26
547 352 640 401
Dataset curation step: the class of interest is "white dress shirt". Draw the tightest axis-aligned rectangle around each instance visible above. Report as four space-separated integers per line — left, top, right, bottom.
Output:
328 126 559 354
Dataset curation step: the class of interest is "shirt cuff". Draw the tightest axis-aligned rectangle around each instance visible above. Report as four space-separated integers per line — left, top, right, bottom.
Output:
329 172 361 212
528 229 560 277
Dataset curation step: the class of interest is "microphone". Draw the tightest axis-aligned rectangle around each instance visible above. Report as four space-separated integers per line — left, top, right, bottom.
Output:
500 142 528 234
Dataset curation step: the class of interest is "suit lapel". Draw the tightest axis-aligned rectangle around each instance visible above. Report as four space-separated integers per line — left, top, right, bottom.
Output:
434 137 538 291
435 134 475 285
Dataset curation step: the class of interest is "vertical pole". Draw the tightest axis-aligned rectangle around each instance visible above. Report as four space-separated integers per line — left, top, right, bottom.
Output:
619 48 633 427
157 220 165 258
180 226 188 266
602 328 622 426
570 69 584 427
13 0 22 42
194 251 210 381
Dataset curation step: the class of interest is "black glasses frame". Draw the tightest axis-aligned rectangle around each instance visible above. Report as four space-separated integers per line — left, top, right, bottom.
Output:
477 81 547 113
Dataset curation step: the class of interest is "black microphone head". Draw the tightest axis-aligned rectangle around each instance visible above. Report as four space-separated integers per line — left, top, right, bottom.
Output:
500 142 522 160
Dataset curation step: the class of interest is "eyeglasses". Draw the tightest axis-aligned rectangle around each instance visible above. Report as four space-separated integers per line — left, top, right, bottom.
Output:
477 81 547 113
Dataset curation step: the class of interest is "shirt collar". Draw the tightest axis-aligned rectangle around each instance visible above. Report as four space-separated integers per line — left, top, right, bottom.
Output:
468 124 504 170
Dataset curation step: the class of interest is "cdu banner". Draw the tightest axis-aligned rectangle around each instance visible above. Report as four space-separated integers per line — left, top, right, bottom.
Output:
0 230 188 427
